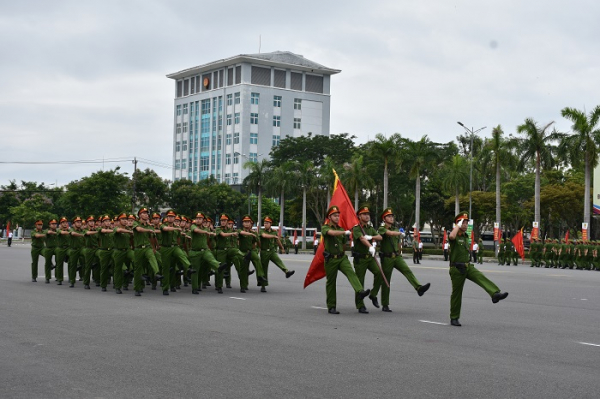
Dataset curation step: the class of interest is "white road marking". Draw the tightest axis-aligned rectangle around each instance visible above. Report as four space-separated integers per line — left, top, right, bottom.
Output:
419 320 448 325
578 342 600 347
581 299 588 301
229 297 246 300
311 306 328 310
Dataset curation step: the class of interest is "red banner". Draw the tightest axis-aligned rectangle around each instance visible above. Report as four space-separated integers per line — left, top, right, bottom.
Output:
442 230 447 247
304 171 358 289
512 228 525 260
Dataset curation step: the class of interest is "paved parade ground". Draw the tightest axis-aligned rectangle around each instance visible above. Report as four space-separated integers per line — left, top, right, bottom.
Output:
1 244 599 398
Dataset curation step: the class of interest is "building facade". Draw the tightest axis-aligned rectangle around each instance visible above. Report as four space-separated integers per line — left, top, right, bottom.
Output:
167 51 340 185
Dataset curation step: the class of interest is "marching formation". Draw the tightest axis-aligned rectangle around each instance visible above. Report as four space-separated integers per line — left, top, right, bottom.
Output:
527 237 600 270
30 209 295 297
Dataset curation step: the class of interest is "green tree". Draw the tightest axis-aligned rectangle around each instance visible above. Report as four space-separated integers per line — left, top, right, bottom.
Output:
441 154 469 215
557 105 600 227
266 161 295 231
243 159 271 228
269 133 356 168
342 154 374 210
368 133 401 209
168 179 203 217
10 193 57 227
515 118 556 228
132 168 169 212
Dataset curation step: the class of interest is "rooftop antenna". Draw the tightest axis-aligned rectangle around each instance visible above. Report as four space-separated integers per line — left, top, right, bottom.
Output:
259 34 261 53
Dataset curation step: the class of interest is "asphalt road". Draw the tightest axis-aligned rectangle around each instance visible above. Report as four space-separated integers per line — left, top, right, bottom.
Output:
1 244 599 399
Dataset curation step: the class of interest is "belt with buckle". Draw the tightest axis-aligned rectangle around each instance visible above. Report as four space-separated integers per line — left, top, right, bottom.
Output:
136 245 151 249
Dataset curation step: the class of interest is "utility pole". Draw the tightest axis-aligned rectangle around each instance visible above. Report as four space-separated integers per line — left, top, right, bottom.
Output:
132 157 138 213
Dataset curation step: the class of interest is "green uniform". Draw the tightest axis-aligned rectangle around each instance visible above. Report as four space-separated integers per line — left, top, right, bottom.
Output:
378 225 423 307
55 228 71 283
43 229 58 282
238 229 265 290
132 221 160 293
189 224 220 292
259 228 289 287
215 226 244 289
497 241 505 265
163 225 191 292
82 229 99 287
67 227 85 285
97 227 114 290
477 241 484 264
449 230 501 320
30 228 45 281
322 223 363 309
112 227 132 291
351 223 382 309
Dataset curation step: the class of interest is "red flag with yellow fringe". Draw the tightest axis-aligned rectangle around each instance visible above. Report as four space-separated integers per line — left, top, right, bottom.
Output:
303 170 358 289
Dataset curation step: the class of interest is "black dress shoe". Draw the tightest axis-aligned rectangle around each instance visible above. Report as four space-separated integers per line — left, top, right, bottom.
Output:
116 289 122 294
258 276 268 284
285 270 295 278
95 283 100 287
192 290 199 294
223 271 230 278
45 280 50 284
492 291 509 303
218 263 228 273
135 291 141 296
217 287 223 294
69 283 74 288
260 287 267 293
32 278 37 282
151 285 157 290
163 290 169 295
417 283 431 297
141 274 149 281
123 286 129 291
226 284 232 288
57 281 62 285
51 264 56 270
248 270 255 276
358 306 369 314
101 287 107 292
328 308 340 314
170 287 176 292
369 295 380 308
84 284 90 289
356 289 371 300
450 319 461 326
201 284 207 289
78 277 83 281
240 288 246 293
382 305 392 312
155 274 163 281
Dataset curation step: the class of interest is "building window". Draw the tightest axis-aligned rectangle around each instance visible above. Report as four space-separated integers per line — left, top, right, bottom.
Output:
225 173 231 184
233 172 239 184
175 160 181 169
250 133 258 144
294 98 302 110
183 104 188 114
218 118 223 132
190 103 195 115
176 141 181 152
226 133 232 145
273 96 282 107
183 122 188 133
272 135 280 147
227 114 232 126
234 153 239 164
226 154 231 165
182 140 187 151
200 156 209 171
234 132 240 144
227 94 232 106
200 136 209 151
273 116 281 127
176 123 181 134
181 159 186 169
294 118 301 129
234 92 240 104
251 92 260 105
250 113 258 125
249 153 258 163
176 105 182 116
234 113 240 124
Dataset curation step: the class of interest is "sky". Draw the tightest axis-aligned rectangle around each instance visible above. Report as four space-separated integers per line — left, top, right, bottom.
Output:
1 0 599 187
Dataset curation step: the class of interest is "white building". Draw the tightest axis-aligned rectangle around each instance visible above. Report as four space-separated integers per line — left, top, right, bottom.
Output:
167 51 340 185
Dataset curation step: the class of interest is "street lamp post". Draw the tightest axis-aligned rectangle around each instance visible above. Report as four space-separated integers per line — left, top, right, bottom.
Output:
457 122 486 217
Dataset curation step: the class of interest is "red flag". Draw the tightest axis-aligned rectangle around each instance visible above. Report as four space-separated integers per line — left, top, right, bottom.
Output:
470 229 475 251
564 230 569 242
304 170 358 289
5 221 10 238
498 228 502 243
512 228 525 260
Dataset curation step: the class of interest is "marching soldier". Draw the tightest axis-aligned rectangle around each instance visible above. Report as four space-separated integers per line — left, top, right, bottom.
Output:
351 206 383 314
412 237 420 264
97 215 115 291
497 238 505 266
377 208 430 312
321 206 371 314
477 238 484 264
82 216 100 289
132 208 163 297
238 215 267 292
55 216 71 285
112 213 134 294
67 216 85 288
160 210 192 295
448 211 508 326
259 216 295 293
30 220 46 282
43 219 58 283
189 212 225 294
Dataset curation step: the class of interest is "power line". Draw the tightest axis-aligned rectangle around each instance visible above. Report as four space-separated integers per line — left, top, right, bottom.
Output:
0 157 173 169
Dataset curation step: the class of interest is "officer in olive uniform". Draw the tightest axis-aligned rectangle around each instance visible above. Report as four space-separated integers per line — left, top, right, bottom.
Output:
55 217 71 285
161 210 192 295
30 220 46 282
132 208 163 296
190 212 225 294
67 216 85 287
497 238 505 265
43 219 59 283
477 238 484 264
321 206 371 314
448 211 509 326
377 208 430 312
238 215 267 292
82 216 100 290
351 206 383 314
112 213 134 294
259 216 295 293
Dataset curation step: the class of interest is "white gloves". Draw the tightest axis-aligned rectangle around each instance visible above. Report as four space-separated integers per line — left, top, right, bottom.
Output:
364 235 373 241
457 219 464 228
344 230 351 235
368 246 376 256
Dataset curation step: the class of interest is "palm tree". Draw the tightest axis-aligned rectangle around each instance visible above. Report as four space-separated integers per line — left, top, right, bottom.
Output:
515 118 556 227
296 160 314 250
558 106 600 226
343 154 374 210
368 133 401 209
243 159 270 228
403 135 439 232
484 125 515 240
441 154 469 215
266 161 295 234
